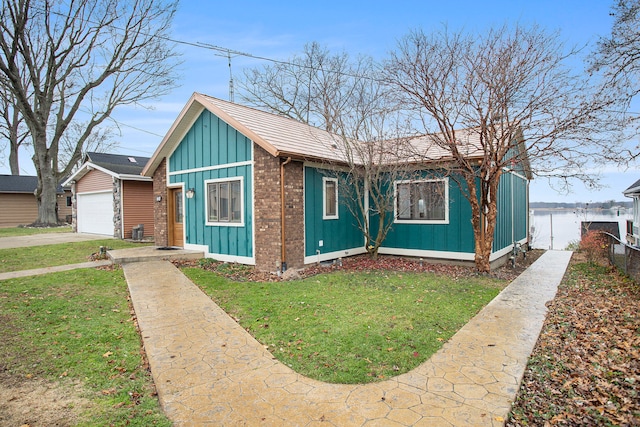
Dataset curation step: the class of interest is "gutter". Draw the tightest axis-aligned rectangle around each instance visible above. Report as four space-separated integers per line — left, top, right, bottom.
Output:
280 157 292 272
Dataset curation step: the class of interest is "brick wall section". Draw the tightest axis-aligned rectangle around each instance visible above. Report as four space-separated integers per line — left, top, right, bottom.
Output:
153 159 168 246
253 145 282 271
284 161 304 269
253 144 305 272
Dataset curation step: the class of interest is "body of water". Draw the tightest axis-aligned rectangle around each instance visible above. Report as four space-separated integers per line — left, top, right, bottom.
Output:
530 208 632 250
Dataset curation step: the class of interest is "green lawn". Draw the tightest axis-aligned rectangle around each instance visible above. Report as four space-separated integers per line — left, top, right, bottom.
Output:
0 240 150 273
183 267 506 384
0 268 171 426
0 225 72 237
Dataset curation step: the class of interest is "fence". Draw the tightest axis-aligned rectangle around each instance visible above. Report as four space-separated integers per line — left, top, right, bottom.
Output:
603 232 640 284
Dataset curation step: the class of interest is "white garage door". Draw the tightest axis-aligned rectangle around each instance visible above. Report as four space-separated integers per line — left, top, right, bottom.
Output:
77 192 114 236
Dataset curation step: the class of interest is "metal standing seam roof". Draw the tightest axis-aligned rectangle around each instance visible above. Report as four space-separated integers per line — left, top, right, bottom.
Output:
143 92 529 176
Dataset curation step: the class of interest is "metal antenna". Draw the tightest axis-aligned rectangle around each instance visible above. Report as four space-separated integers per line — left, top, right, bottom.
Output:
227 51 234 102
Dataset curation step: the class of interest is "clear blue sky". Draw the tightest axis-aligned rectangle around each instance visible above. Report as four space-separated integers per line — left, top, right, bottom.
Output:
4 0 638 202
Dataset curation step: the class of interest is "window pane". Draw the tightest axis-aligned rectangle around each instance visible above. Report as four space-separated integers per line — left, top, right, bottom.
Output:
397 183 411 219
207 184 218 222
325 180 337 217
230 180 241 222
219 182 229 221
175 190 183 224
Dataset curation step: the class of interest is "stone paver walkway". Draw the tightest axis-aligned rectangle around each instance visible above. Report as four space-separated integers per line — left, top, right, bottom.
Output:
123 250 572 427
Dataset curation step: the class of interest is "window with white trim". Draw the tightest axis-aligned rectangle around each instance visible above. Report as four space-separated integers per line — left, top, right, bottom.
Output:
323 177 338 219
206 178 243 226
395 179 448 223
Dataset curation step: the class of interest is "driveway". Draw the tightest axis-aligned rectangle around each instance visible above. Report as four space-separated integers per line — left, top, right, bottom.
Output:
0 232 111 249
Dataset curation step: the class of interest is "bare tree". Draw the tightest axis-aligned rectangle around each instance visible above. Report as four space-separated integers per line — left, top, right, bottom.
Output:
58 122 119 173
240 42 373 133
591 1 640 105
0 85 29 174
241 44 420 258
0 0 180 225
384 25 623 272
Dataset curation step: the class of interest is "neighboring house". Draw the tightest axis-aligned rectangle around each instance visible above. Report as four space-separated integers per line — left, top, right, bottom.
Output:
142 92 530 272
623 178 640 246
63 152 153 238
0 175 72 227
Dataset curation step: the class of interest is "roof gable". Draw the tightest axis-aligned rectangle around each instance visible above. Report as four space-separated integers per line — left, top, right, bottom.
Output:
85 152 150 176
624 178 640 196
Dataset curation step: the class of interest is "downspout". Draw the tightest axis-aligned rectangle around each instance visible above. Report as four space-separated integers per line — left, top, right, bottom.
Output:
280 157 292 272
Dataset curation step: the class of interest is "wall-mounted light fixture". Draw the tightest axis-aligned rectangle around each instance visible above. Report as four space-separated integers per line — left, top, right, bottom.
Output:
155 195 162 202
186 188 195 199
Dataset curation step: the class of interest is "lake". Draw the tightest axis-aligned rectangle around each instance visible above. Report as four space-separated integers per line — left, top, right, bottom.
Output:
530 208 632 250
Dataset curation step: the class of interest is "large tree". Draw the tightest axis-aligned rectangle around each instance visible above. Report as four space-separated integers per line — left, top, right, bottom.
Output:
0 84 28 174
384 25 622 272
0 0 180 225
241 43 419 258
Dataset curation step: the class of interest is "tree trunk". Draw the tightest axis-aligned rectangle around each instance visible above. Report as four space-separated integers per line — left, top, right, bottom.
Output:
32 137 59 226
9 143 19 175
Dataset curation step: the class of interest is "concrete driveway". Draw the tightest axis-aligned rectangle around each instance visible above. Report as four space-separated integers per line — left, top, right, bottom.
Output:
0 232 111 249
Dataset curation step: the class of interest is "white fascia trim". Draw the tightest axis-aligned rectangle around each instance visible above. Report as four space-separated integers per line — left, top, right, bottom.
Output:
304 246 367 265
378 246 476 261
117 174 152 182
75 189 113 196
185 243 256 265
169 160 253 176
503 167 528 181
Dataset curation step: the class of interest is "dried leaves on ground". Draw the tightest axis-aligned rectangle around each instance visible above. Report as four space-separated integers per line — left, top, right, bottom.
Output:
507 253 640 426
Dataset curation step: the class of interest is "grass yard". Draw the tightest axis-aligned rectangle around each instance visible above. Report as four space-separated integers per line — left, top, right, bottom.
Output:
0 225 72 237
183 266 506 384
0 268 171 427
0 239 150 273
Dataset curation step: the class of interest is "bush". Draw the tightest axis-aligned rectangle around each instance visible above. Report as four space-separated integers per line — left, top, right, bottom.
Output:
579 231 609 264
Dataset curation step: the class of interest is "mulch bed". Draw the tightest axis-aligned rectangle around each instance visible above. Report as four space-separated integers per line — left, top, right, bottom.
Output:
174 249 543 283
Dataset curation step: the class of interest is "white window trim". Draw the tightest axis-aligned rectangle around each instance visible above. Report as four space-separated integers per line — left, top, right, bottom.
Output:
394 178 449 225
322 177 339 220
204 176 245 227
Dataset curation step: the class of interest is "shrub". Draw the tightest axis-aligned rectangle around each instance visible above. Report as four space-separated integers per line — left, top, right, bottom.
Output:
579 231 609 264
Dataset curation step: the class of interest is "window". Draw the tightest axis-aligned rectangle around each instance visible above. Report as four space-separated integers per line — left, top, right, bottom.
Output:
323 177 338 219
66 196 72 207
395 179 448 223
206 178 243 226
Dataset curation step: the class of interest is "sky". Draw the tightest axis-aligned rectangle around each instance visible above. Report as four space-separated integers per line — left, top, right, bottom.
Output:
2 0 638 203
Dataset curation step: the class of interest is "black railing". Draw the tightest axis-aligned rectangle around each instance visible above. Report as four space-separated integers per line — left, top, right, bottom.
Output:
603 232 640 284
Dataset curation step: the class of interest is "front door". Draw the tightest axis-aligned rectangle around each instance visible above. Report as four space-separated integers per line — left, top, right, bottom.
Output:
169 188 184 246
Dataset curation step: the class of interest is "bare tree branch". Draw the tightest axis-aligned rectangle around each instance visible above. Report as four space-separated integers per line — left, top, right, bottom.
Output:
0 0 180 225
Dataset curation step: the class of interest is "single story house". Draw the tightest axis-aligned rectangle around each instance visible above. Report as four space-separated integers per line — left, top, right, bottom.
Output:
623 178 640 246
63 152 154 238
0 174 72 227
142 93 530 271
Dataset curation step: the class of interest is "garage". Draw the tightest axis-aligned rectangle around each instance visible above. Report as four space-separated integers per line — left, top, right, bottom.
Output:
76 191 114 235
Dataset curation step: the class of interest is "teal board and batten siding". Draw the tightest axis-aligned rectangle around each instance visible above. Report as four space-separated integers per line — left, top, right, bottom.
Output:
377 173 476 260
493 171 528 255
304 166 366 263
168 109 254 263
